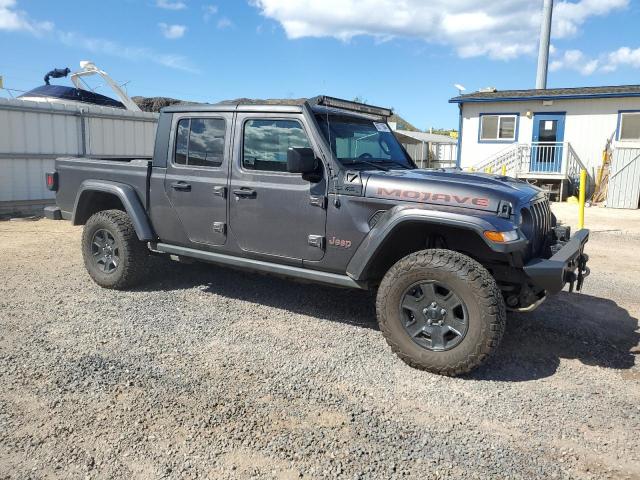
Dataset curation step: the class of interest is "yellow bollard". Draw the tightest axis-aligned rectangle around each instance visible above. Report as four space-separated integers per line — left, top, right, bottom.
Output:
501 165 507 176
578 169 587 229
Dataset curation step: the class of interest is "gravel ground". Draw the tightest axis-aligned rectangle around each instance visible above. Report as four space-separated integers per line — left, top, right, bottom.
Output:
1 218 639 480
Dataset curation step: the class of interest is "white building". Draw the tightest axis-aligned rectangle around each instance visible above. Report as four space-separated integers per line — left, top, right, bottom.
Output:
450 85 640 205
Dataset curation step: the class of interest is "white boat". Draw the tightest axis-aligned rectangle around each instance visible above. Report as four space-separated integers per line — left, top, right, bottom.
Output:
17 61 141 111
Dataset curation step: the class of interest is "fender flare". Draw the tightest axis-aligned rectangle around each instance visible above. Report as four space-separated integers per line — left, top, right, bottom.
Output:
345 206 527 281
72 180 155 241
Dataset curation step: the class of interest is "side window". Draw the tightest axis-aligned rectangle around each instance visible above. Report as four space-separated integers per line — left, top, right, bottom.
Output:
619 112 640 141
175 119 189 165
174 117 226 167
243 119 310 172
480 114 517 141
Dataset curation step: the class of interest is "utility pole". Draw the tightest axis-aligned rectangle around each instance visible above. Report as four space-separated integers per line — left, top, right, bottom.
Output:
535 0 554 89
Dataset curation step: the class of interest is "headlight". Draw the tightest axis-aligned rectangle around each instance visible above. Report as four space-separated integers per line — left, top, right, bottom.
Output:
483 230 519 243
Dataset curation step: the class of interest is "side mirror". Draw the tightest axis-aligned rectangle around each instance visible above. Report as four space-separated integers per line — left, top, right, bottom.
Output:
287 147 318 174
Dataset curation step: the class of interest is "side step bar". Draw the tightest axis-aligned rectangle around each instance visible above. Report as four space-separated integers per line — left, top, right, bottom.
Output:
153 243 367 290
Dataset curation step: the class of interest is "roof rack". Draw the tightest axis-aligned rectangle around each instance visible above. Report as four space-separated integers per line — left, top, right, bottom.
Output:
309 95 392 118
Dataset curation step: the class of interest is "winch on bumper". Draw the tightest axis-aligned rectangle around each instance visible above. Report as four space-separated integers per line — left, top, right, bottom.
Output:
523 228 590 294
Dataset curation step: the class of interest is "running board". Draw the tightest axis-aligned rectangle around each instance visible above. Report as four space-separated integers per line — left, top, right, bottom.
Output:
153 243 366 290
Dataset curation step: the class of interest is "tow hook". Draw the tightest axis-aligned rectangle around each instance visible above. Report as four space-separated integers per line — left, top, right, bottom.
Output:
566 254 590 292
576 254 590 291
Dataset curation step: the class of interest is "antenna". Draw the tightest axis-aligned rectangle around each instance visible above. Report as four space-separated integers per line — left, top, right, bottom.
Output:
454 84 466 95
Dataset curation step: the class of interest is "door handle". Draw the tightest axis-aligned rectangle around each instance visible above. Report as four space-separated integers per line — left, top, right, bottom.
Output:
233 188 256 198
171 181 191 191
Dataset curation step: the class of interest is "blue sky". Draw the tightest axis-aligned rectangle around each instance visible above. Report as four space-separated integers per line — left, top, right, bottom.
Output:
1 0 639 129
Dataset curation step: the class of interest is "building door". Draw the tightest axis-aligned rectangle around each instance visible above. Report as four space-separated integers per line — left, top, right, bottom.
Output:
228 113 327 262
531 113 565 172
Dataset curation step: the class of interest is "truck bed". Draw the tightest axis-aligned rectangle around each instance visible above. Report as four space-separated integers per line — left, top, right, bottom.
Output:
55 157 152 217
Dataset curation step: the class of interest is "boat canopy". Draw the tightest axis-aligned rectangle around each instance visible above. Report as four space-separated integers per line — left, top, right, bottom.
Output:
18 85 126 109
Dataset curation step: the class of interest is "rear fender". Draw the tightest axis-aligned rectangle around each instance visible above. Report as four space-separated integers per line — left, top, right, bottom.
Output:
72 180 155 241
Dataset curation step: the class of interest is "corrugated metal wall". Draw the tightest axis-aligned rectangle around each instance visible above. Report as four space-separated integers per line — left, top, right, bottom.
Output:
400 141 458 169
0 97 157 206
607 146 640 209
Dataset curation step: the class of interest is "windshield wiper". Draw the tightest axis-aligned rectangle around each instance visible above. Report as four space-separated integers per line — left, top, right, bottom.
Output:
379 159 411 169
344 160 389 171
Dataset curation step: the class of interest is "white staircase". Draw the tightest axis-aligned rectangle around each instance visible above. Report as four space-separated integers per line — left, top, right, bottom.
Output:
471 142 589 200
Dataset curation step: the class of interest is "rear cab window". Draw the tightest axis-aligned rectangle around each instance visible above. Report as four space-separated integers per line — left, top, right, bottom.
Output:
174 118 226 168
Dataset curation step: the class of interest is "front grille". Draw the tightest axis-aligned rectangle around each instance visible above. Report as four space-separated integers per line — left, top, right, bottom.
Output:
521 198 552 258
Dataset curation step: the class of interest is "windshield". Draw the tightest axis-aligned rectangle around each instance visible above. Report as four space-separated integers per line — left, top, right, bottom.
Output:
315 114 414 169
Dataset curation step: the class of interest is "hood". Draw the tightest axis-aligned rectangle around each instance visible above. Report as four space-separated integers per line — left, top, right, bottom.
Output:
364 169 542 213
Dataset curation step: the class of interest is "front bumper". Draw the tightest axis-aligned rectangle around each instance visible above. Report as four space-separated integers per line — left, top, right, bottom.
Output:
523 229 590 294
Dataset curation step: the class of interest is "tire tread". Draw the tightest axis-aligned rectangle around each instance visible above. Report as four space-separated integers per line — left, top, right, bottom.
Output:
81 209 149 289
376 249 506 376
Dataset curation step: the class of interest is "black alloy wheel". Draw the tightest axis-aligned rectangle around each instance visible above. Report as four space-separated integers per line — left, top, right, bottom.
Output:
400 281 469 351
90 229 120 274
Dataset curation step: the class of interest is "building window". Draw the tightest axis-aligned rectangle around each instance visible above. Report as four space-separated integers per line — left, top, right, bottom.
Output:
479 114 517 142
174 118 226 167
243 119 310 172
619 112 640 141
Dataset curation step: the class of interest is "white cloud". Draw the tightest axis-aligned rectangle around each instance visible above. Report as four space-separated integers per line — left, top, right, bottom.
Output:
251 0 628 60
550 46 640 75
0 1 196 73
203 4 218 21
158 22 187 39
217 16 233 29
552 0 628 37
155 0 186 10
0 0 52 35
58 31 198 73
549 49 599 75
603 47 640 72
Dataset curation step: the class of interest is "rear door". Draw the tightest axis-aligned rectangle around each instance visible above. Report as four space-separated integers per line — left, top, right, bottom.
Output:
228 113 327 261
164 112 232 246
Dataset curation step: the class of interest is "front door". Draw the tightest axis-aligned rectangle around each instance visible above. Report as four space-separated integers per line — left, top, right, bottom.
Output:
164 112 232 246
531 113 565 172
229 113 327 262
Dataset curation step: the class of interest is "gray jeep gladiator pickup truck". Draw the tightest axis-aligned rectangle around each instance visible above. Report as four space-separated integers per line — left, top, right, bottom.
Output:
45 96 589 376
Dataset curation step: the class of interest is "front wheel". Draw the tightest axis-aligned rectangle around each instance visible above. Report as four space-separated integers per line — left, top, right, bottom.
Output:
81 209 150 289
376 249 505 376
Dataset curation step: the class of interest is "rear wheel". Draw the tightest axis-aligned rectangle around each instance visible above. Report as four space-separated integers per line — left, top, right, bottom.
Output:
376 249 505 376
82 209 149 289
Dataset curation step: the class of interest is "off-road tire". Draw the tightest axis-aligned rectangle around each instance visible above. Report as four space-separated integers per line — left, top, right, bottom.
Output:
376 249 506 376
81 209 149 289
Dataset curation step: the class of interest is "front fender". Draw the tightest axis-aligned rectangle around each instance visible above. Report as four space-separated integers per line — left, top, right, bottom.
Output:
72 180 155 241
345 205 527 281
